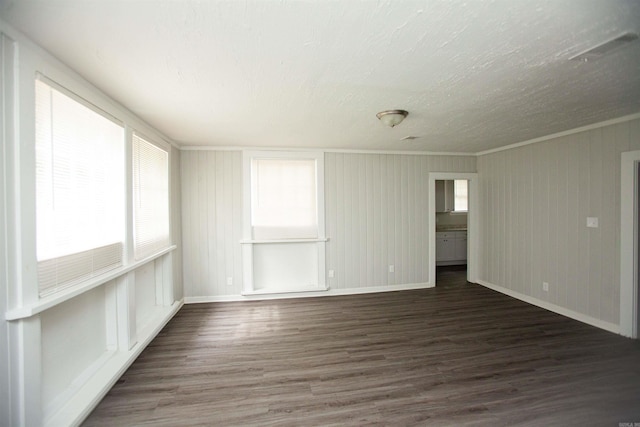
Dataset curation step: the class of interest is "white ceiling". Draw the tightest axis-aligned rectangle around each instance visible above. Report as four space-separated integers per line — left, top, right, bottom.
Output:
1 0 640 153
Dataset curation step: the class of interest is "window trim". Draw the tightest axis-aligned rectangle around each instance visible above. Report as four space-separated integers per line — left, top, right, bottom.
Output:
6 245 176 321
242 150 325 242
34 76 127 295
32 74 174 299
36 73 123 126
241 150 326 295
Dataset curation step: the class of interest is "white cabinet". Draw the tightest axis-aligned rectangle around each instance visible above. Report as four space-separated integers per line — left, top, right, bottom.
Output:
436 231 467 265
436 233 455 261
435 180 454 213
454 233 467 260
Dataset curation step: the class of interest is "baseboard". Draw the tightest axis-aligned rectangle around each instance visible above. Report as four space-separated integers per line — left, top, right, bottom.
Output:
185 282 434 304
476 280 620 334
328 282 434 296
46 299 184 427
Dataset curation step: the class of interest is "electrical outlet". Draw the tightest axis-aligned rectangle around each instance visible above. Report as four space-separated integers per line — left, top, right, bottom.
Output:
328 269 335 278
586 217 598 228
389 265 395 273
226 277 233 286
543 282 549 292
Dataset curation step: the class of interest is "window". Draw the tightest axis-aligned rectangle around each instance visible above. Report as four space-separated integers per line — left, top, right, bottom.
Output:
35 78 125 295
249 155 319 240
132 133 170 259
454 179 468 212
242 151 325 294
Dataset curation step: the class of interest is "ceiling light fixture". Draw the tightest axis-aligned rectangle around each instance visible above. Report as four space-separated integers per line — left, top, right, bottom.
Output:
376 109 409 128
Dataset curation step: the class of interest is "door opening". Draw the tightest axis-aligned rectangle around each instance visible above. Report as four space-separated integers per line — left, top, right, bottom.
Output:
435 179 468 285
620 151 640 338
636 164 640 336
428 173 478 287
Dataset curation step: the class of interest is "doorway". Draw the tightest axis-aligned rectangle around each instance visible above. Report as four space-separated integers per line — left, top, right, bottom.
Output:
428 172 478 287
620 151 640 338
434 179 468 284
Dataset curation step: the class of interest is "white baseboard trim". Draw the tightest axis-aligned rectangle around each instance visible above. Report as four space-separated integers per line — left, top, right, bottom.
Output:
185 282 434 304
46 299 184 427
242 286 329 296
476 280 620 334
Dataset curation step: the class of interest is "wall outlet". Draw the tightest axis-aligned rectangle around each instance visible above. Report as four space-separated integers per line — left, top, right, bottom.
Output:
226 277 233 286
389 265 395 273
328 269 335 278
543 282 549 292
586 217 598 228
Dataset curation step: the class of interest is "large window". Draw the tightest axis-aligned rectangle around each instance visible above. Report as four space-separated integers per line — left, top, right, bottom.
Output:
242 151 325 294
35 78 125 295
249 154 320 240
132 133 170 259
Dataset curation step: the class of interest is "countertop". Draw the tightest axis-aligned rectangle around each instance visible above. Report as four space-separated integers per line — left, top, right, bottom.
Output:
436 226 468 232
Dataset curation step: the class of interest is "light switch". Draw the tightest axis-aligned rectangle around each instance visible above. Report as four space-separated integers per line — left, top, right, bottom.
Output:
328 269 335 278
586 217 598 228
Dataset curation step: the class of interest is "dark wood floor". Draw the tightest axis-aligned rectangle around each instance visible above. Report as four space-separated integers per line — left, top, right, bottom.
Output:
84 267 640 426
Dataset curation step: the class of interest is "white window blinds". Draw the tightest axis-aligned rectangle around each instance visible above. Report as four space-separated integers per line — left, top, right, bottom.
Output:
35 79 125 296
251 158 318 239
454 179 468 212
132 134 170 259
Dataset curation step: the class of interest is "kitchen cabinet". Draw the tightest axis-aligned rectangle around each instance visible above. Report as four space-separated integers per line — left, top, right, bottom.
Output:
436 232 455 261
454 232 467 260
436 231 467 265
435 180 454 213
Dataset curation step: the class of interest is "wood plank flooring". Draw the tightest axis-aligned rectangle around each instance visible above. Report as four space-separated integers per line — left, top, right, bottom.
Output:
84 267 640 426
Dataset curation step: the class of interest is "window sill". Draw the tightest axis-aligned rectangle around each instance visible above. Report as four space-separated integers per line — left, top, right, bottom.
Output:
240 238 329 244
5 245 176 321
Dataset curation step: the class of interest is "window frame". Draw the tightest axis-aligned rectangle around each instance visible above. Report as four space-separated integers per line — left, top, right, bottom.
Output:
242 150 325 242
34 75 127 296
31 74 174 298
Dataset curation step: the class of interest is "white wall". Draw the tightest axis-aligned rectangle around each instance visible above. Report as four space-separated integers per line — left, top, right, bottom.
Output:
325 153 476 289
181 151 476 298
477 117 640 330
171 146 184 301
0 20 184 426
41 287 107 416
181 151 243 297
0 31 13 427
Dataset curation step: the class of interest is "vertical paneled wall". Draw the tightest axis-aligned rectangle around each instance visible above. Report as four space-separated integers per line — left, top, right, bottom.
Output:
181 151 244 297
477 118 640 326
171 146 184 301
324 153 476 290
181 151 475 298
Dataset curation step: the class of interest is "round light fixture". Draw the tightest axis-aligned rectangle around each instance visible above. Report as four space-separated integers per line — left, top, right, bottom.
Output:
376 109 409 128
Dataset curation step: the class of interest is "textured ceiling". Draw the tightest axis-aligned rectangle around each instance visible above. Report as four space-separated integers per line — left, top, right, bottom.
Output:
1 0 640 152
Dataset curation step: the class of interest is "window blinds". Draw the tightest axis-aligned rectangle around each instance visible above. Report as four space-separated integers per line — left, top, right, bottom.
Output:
251 158 317 239
132 134 170 259
454 179 468 212
35 79 125 296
